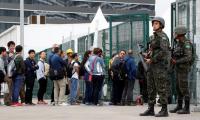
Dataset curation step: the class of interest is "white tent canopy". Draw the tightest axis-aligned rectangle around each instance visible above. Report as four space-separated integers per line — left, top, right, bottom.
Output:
89 7 109 48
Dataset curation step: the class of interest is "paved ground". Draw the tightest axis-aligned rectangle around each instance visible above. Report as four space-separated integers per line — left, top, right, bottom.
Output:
1 103 200 120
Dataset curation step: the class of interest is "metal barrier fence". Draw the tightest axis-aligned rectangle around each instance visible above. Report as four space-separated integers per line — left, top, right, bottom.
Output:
171 1 199 104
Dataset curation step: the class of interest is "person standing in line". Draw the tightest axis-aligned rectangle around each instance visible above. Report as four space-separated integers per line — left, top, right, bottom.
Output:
50 47 67 106
69 53 80 105
4 41 15 106
121 50 137 106
81 50 92 105
0 47 7 83
65 49 74 94
24 49 39 105
108 53 118 105
37 51 48 104
48 44 59 104
111 50 127 105
85 48 105 105
11 45 25 107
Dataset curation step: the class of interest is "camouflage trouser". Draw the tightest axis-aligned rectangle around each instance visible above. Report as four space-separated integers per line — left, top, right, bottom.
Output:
176 69 190 101
147 66 169 105
166 72 172 96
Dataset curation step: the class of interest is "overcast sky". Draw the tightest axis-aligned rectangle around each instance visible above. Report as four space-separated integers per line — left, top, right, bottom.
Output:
154 0 176 38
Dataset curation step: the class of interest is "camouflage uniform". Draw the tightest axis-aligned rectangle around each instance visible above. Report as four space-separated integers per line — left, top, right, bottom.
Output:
147 31 170 105
169 26 192 114
173 37 192 102
140 17 170 117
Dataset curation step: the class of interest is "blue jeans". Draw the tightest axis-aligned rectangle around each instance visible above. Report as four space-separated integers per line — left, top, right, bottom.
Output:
12 75 24 103
69 78 79 104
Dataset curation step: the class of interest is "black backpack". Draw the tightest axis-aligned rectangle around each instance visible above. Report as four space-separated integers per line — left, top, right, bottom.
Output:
66 61 80 78
79 63 85 77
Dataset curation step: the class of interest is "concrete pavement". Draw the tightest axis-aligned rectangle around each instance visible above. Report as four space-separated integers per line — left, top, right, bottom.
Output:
0 104 200 120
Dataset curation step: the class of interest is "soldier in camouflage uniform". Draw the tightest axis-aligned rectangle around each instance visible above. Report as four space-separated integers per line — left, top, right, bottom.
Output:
169 26 192 114
140 17 170 117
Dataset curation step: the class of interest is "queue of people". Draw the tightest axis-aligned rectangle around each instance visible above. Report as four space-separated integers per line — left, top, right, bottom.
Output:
0 40 140 107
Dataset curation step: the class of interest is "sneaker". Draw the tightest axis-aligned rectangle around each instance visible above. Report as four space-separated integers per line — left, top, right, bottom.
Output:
37 101 44 104
16 103 23 106
59 103 69 106
51 102 55 106
26 103 36 106
85 102 91 105
11 102 17 107
11 102 22 107
42 101 48 104
71 102 80 105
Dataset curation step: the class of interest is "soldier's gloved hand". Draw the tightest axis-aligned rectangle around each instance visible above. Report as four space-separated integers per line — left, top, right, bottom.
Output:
145 58 152 64
142 53 147 57
171 59 176 64
9 53 14 57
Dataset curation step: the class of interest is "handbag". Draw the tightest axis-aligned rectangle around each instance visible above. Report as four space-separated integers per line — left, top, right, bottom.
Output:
0 70 5 83
88 57 98 81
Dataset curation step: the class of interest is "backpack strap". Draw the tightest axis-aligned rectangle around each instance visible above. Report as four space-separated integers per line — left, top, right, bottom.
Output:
71 61 78 76
39 60 45 73
91 57 98 74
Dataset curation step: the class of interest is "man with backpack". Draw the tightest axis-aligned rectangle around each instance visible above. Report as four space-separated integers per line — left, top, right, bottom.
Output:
11 45 25 107
111 50 127 105
0 47 7 84
48 44 59 104
170 26 193 114
50 47 67 105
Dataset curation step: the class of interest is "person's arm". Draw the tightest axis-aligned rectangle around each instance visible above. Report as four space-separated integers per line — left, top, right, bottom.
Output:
58 56 67 66
84 60 91 73
36 61 45 80
0 59 6 75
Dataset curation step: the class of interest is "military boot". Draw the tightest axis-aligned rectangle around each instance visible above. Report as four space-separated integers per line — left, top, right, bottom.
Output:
169 100 182 113
177 99 190 114
140 104 155 116
155 104 169 117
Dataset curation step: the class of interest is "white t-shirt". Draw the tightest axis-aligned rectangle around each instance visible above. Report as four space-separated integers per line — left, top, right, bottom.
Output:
71 61 79 79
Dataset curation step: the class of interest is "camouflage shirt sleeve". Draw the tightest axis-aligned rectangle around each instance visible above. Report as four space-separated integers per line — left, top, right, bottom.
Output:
151 33 170 63
176 41 192 64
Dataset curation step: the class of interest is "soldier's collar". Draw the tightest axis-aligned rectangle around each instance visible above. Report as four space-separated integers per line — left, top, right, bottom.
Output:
154 31 164 36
